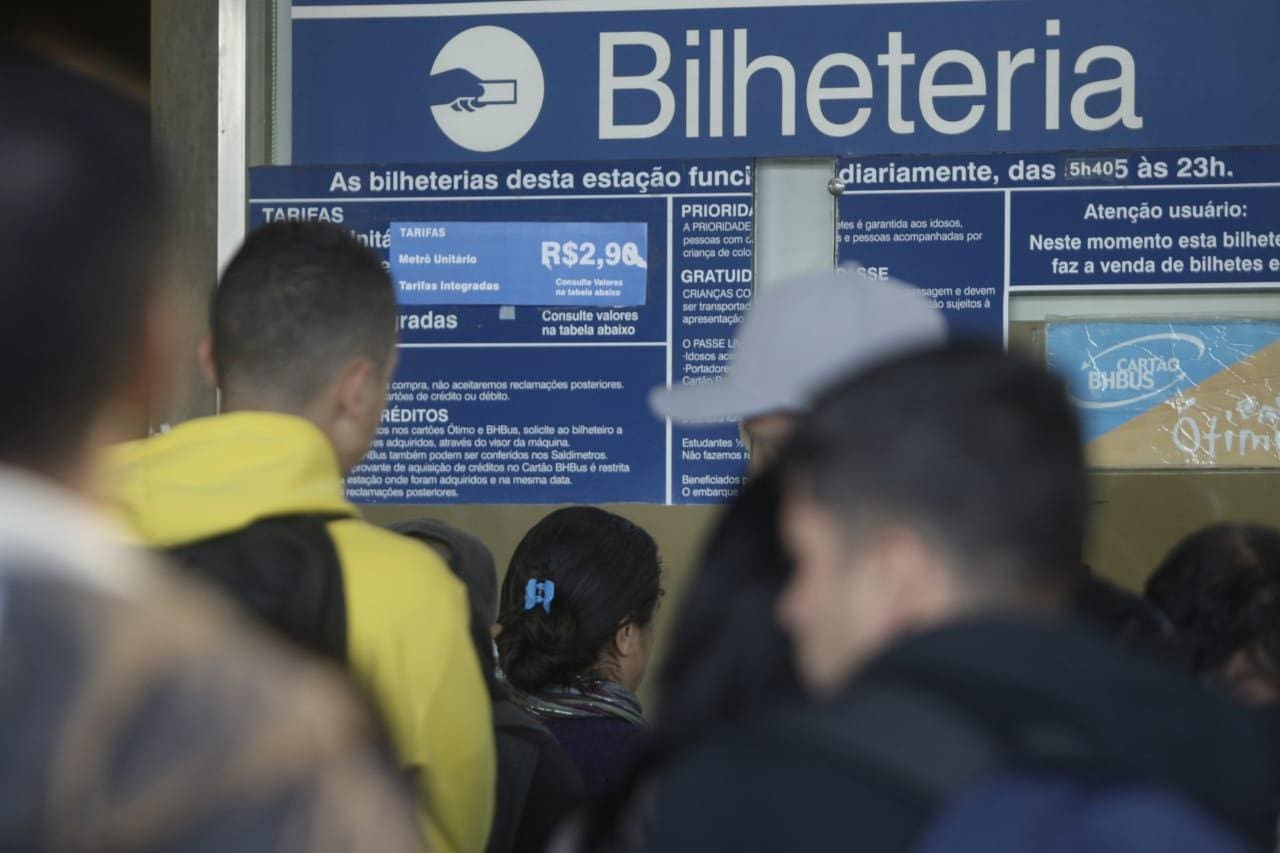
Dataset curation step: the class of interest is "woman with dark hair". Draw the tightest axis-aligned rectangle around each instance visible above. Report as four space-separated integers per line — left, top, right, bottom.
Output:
1146 523 1280 704
497 506 663 797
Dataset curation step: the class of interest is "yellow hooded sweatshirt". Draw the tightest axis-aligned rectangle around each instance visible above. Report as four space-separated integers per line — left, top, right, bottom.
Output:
106 412 495 853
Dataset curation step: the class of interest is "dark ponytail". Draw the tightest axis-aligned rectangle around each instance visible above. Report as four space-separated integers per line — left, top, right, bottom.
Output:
497 506 662 692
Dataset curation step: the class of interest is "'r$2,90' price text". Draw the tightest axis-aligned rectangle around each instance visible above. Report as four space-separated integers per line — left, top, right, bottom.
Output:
540 241 648 271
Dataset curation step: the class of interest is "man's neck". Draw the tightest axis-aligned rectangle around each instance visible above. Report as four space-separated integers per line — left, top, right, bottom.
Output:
217 397 349 475
218 390 302 418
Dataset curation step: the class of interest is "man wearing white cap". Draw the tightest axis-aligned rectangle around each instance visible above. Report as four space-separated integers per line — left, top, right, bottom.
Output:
650 271 948 474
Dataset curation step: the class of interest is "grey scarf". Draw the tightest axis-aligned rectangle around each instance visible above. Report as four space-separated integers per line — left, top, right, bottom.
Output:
510 677 647 729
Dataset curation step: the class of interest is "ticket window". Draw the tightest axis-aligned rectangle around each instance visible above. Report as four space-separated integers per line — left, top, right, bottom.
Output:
244 97 835 691
224 3 1278 676
1013 292 1280 588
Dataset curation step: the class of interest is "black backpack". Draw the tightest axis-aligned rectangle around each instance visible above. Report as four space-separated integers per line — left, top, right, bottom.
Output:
167 513 351 662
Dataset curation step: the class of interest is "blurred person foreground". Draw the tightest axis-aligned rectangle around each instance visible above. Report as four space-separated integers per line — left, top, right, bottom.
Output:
0 48 419 851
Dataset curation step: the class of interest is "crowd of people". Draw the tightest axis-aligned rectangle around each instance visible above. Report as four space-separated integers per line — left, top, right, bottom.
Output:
3 30 1280 853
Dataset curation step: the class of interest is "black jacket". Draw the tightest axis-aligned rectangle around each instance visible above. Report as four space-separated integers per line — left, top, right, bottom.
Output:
642 618 1280 852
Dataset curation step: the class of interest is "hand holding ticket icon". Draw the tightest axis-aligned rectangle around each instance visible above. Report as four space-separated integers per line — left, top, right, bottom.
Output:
426 67 519 113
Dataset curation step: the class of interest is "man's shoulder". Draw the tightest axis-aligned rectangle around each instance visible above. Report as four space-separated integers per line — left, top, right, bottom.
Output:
661 706 888 782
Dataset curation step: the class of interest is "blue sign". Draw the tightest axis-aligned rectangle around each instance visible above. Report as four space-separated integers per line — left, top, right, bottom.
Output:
836 186 1007 342
250 159 753 504
1046 321 1280 467
837 148 1280 311
291 0 1280 164
390 221 649 306
356 347 668 504
1008 155 1280 289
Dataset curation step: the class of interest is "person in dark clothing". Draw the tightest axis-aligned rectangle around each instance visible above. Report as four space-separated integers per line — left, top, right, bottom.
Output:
393 518 586 852
488 703 586 853
1073 563 1180 661
646 618 1278 852
570 469 805 852
637 345 1280 851
496 507 663 799
1146 523 1280 704
650 467 804 742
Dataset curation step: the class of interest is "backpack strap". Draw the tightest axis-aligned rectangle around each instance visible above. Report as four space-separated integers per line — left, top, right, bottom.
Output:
167 513 352 663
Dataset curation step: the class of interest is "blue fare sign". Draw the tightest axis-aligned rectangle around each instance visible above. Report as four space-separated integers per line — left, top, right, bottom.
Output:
250 159 752 505
292 0 1280 164
390 221 649 306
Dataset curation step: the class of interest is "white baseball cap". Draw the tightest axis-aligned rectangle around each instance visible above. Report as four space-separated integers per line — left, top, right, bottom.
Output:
650 271 948 423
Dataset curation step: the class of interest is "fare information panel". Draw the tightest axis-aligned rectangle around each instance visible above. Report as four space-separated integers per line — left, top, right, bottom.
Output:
249 160 753 505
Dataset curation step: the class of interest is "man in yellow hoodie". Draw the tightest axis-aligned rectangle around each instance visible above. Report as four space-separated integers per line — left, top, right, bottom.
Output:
108 221 496 853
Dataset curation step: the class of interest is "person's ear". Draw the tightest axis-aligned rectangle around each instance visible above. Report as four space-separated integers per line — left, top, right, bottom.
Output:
334 356 380 419
197 334 218 388
614 621 642 661
867 527 950 634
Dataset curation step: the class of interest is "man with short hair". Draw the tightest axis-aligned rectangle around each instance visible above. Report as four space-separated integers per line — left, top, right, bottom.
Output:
641 345 1280 851
0 48 419 851
108 221 496 853
649 271 947 473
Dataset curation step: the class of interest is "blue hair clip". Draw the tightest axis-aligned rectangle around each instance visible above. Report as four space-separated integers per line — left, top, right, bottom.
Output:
524 579 555 613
